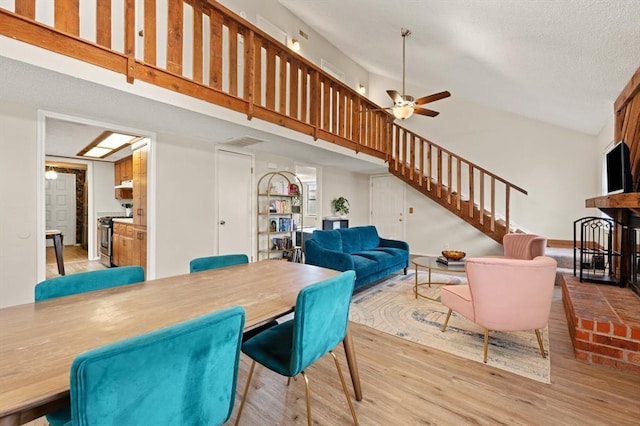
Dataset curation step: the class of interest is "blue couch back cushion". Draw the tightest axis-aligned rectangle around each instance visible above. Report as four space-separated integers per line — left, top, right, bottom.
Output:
338 226 380 254
312 229 342 251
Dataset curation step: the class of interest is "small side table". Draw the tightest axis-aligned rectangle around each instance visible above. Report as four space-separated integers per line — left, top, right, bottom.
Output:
46 230 65 276
412 256 465 300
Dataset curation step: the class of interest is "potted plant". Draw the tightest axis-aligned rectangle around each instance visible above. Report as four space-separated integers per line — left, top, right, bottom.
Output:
331 196 350 218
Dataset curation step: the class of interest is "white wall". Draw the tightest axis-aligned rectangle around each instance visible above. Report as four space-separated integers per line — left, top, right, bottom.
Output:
92 161 126 217
322 168 370 227
0 102 39 308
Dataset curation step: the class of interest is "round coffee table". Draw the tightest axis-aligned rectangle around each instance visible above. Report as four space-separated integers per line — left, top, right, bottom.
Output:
412 256 466 300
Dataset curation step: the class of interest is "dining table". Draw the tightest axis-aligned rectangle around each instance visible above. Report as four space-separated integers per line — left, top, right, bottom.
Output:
0 261 363 425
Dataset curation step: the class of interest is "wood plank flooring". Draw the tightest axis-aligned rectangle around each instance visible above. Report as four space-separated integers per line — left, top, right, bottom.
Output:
24 281 640 425
45 246 105 279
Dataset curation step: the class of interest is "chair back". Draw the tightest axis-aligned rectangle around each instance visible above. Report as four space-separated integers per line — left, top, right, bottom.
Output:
466 256 557 331
35 266 145 301
502 233 547 259
70 306 245 425
189 254 248 273
290 270 355 376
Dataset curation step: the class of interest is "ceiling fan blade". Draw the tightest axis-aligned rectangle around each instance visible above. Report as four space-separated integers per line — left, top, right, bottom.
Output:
414 91 451 106
387 90 402 104
413 107 440 117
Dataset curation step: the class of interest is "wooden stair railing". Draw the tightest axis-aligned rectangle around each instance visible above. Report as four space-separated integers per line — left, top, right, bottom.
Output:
388 123 528 243
0 0 527 242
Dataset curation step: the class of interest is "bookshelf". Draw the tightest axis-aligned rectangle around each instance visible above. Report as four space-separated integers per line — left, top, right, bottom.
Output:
257 171 304 262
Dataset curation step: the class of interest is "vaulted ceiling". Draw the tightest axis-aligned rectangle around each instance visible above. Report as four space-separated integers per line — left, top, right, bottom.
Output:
278 0 640 135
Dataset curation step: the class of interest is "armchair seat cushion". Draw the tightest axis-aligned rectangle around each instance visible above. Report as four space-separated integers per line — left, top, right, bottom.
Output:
304 226 409 290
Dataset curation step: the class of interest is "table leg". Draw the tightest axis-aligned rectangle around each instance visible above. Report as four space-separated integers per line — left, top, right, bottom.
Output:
342 326 362 401
53 234 65 276
414 263 419 299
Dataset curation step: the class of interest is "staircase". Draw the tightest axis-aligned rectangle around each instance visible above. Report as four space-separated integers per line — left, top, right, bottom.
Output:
0 1 527 243
386 125 527 243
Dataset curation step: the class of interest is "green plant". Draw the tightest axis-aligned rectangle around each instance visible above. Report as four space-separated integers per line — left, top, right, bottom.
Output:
122 203 133 208
331 196 350 215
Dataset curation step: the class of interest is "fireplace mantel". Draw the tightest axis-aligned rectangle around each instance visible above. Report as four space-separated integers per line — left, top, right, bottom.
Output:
585 193 640 218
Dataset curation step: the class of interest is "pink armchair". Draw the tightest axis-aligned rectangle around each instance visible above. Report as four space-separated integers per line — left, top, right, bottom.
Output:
440 256 557 363
502 233 547 259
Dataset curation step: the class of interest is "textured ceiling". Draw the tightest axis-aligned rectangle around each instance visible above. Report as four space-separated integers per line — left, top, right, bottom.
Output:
278 0 640 135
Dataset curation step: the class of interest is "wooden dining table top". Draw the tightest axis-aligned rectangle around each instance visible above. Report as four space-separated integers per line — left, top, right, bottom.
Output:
0 261 339 425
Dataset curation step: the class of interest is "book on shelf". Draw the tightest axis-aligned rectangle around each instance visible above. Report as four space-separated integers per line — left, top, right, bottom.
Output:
436 256 466 266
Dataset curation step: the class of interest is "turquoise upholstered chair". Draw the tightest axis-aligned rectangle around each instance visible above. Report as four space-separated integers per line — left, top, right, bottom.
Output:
235 270 359 426
189 254 249 273
46 306 245 426
189 254 277 341
35 266 145 302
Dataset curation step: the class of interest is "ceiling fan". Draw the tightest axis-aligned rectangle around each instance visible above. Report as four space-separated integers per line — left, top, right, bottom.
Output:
386 28 451 120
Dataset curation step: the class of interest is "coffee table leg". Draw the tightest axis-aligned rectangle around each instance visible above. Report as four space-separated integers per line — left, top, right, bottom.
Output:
414 264 419 298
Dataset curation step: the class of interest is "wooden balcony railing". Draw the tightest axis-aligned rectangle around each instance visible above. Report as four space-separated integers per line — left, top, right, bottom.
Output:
0 0 527 241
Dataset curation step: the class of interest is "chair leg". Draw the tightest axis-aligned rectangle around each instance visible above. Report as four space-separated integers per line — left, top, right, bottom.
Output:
535 329 546 358
329 351 360 426
483 329 489 363
441 309 453 332
301 371 312 426
234 360 256 426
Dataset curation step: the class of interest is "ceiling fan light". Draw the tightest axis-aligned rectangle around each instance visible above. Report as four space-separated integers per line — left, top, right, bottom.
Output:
393 105 414 120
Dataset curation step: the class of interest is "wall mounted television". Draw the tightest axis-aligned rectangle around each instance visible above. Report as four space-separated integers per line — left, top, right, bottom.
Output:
605 141 632 194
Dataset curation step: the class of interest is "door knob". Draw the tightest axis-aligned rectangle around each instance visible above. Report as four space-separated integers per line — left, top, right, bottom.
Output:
220 220 226 225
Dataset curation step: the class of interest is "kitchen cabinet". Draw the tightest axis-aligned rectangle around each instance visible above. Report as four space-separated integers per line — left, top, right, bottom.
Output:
133 147 147 227
114 155 133 200
114 156 133 185
112 221 146 271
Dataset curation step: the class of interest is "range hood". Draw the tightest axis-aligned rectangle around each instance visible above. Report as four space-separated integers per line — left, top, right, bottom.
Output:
115 180 133 189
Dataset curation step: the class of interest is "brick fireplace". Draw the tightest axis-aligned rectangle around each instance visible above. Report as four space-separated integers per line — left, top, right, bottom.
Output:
562 274 640 374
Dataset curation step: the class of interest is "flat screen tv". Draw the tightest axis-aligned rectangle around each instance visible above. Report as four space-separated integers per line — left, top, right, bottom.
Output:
605 141 632 194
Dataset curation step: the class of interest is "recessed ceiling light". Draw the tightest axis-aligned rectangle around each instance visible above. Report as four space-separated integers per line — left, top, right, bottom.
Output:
77 131 140 159
83 147 113 158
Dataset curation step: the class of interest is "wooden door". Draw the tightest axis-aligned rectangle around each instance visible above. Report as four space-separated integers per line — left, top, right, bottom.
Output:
133 147 147 227
216 149 253 259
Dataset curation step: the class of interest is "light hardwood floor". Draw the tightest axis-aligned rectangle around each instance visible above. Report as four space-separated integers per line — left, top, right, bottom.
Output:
45 246 105 279
27 273 640 425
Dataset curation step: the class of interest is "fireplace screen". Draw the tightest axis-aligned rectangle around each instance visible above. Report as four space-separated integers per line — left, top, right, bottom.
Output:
573 217 622 285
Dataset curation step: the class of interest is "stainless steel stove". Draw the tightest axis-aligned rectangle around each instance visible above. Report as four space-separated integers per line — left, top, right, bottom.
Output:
98 216 129 267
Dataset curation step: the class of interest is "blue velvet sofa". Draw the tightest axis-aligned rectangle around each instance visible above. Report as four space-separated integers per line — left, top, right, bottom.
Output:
304 225 410 290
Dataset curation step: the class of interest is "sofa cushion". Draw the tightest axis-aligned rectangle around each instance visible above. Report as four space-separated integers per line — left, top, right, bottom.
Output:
312 229 342 252
358 226 381 250
354 250 397 271
338 228 363 253
351 255 379 278
371 247 408 260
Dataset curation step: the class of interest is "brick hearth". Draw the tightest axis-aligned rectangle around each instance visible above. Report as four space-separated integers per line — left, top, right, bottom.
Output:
562 274 640 374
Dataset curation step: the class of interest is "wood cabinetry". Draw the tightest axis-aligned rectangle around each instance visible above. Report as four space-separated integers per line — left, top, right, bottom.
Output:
114 156 133 199
257 171 303 262
133 147 147 227
114 156 133 185
112 221 146 271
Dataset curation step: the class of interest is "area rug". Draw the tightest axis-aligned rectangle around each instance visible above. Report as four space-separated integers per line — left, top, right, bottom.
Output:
349 271 551 383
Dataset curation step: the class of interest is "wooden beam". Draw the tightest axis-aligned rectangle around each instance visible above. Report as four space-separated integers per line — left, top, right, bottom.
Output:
615 66 640 112
96 0 111 48
14 0 35 20
167 0 183 75
55 0 79 36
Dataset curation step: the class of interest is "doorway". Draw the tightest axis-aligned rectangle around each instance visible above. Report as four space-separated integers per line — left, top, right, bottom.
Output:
38 111 155 282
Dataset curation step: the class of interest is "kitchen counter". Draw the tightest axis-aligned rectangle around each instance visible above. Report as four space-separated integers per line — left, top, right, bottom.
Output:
112 218 134 224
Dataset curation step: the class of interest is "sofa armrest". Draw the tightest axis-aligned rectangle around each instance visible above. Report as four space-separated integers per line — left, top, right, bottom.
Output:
304 240 354 272
378 237 410 252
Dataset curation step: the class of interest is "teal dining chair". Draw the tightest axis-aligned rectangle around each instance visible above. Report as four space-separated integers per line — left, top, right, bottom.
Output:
189 254 277 341
46 306 245 426
189 254 249 273
35 266 145 302
235 270 359 426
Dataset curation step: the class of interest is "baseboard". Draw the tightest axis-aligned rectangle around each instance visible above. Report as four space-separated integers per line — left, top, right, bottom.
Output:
547 239 572 249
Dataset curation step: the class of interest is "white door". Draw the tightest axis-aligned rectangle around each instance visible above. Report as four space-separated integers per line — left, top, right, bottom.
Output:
371 175 405 240
45 173 76 246
217 150 253 258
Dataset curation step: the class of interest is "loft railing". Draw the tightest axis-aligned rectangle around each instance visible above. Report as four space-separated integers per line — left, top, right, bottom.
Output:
0 0 526 238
